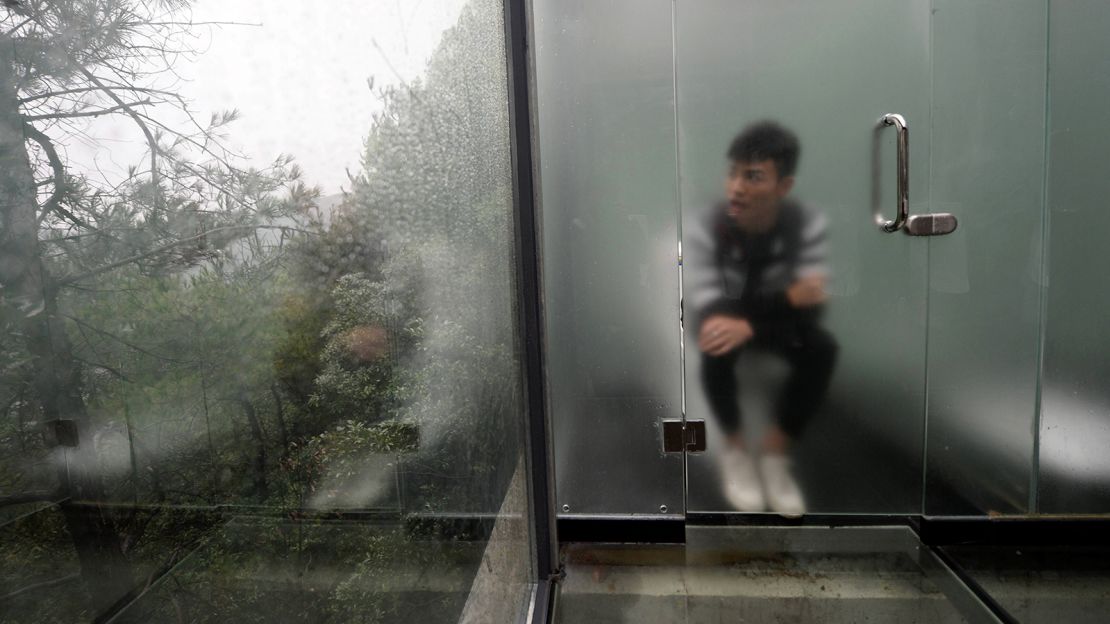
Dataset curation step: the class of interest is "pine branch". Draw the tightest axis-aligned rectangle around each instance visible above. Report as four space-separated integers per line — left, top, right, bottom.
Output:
57 224 313 286
65 314 187 364
16 7 164 188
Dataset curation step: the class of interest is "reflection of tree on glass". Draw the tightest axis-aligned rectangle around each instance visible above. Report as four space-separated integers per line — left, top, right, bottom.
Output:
686 121 838 516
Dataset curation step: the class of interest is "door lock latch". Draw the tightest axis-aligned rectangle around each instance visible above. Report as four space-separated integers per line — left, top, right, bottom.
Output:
904 213 958 236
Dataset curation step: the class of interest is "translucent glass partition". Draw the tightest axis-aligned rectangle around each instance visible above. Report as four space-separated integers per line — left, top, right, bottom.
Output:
533 0 685 516
535 0 1110 522
923 0 1047 516
0 1 534 622
1038 0 1110 513
676 0 931 514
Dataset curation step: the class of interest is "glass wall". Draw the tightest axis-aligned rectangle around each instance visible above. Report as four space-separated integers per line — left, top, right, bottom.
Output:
1038 0 1110 514
923 0 1047 516
532 0 685 516
0 0 534 622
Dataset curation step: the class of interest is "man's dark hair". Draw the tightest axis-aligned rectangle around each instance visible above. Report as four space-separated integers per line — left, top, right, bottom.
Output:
727 120 801 179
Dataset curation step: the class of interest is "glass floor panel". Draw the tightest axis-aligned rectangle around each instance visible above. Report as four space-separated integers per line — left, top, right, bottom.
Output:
940 544 1110 624
106 516 486 624
555 526 999 624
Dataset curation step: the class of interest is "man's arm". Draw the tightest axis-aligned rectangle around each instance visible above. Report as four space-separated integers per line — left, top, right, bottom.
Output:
686 209 755 355
787 275 827 307
791 208 830 304
685 209 740 321
734 208 830 335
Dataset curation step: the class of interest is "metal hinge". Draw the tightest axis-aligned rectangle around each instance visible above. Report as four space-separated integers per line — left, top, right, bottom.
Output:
663 419 706 453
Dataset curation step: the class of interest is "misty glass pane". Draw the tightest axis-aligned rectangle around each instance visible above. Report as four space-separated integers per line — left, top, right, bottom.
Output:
533 0 685 516
677 0 930 515
0 1 533 621
923 0 1047 516
1038 0 1110 514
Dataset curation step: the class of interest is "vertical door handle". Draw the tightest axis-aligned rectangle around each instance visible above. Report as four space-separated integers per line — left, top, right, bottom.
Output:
877 113 909 233
875 113 958 236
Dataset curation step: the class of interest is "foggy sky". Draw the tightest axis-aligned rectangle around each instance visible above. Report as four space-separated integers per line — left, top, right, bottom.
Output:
70 0 468 195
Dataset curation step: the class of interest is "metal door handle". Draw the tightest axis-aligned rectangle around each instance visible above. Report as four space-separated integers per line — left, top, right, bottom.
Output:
877 113 909 233
874 113 958 236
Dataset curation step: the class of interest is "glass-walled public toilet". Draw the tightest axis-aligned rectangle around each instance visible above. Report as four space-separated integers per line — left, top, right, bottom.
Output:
2 1 1110 622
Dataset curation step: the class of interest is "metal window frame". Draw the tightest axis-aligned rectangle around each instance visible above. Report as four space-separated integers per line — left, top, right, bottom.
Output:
503 1 560 620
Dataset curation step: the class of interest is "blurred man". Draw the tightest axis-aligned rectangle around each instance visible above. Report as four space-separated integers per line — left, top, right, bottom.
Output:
686 121 837 516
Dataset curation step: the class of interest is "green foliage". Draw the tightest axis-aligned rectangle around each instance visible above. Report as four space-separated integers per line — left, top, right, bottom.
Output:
310 272 418 425
274 420 418 512
273 295 329 409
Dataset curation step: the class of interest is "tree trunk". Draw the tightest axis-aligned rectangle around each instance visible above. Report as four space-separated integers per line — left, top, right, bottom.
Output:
270 382 290 458
0 37 132 612
236 390 268 498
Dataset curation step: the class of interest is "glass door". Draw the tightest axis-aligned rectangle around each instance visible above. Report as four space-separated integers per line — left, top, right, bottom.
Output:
678 0 934 515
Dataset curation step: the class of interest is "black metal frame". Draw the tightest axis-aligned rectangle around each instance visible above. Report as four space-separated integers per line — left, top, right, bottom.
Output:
503 0 559 599
522 578 555 624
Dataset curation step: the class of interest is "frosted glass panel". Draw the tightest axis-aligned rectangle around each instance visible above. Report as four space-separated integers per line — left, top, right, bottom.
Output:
924 0 1047 516
533 0 684 515
1038 0 1110 513
677 0 930 514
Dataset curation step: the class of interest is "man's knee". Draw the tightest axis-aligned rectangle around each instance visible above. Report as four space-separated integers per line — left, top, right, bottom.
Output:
701 350 740 374
796 326 838 370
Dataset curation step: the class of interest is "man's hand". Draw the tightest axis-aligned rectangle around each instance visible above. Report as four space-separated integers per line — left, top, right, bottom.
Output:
786 275 828 308
698 315 754 356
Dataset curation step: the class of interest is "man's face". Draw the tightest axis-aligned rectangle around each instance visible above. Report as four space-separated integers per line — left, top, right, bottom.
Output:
725 159 794 232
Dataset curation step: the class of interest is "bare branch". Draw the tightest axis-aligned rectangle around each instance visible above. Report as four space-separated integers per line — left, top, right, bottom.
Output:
22 124 131 247
3 17 31 36
73 356 132 383
77 67 161 188
145 20 262 28
18 84 183 105
22 99 155 121
21 124 67 223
